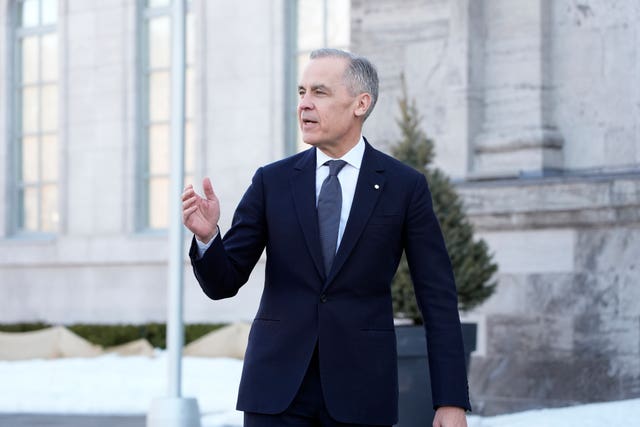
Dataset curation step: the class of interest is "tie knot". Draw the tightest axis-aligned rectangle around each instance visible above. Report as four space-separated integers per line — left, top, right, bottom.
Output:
326 160 347 177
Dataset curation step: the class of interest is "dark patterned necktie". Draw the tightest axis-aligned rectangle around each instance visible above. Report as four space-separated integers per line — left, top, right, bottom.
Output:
317 160 347 276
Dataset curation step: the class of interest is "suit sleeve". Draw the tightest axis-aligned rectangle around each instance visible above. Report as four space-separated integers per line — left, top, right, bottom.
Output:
403 173 471 411
189 168 267 300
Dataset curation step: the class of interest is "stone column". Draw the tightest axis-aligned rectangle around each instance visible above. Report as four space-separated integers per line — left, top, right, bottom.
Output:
444 0 485 177
473 0 563 177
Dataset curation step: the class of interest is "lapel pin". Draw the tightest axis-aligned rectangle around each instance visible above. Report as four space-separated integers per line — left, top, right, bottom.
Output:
374 184 380 190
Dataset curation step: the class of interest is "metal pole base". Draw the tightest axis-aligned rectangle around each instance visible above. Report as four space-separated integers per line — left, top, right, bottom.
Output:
147 397 202 427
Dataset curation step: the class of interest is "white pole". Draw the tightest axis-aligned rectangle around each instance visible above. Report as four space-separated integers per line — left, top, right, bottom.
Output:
147 0 200 425
167 0 186 400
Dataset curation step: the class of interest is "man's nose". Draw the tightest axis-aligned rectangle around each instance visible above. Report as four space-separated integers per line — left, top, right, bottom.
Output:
298 93 313 110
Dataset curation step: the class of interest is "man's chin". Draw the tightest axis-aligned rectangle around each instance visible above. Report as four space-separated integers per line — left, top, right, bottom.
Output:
301 138 320 147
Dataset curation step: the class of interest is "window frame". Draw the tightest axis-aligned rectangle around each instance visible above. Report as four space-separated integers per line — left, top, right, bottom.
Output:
9 0 60 237
136 0 195 232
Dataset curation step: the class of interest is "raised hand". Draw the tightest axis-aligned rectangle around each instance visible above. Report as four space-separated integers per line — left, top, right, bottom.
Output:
182 177 220 243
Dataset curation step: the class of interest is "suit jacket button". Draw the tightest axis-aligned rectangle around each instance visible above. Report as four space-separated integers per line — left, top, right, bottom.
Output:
320 294 327 303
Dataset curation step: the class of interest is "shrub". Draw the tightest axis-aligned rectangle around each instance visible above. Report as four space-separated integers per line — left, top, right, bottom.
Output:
0 322 225 349
391 81 498 323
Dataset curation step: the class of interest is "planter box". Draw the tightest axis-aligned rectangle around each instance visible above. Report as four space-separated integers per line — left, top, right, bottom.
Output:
395 322 477 427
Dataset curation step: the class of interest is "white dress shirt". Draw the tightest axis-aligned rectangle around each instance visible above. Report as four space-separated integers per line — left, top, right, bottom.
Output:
196 136 366 258
315 136 364 250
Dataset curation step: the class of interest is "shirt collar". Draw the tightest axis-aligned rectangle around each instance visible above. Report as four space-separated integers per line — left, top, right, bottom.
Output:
316 136 365 171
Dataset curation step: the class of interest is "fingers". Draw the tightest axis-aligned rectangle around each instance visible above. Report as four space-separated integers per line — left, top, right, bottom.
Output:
182 194 198 211
182 184 205 206
182 204 199 221
182 179 217 203
182 185 197 208
202 177 217 201
182 184 195 202
181 184 199 225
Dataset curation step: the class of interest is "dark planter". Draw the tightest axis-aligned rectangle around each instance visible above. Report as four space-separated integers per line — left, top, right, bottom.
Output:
395 322 477 427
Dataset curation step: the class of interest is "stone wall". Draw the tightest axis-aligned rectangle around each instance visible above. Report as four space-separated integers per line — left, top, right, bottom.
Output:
551 1 640 170
352 0 640 178
352 0 640 415
352 0 471 178
457 175 640 413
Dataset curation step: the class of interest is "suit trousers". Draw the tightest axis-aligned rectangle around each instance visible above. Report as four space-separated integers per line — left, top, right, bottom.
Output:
243 345 391 427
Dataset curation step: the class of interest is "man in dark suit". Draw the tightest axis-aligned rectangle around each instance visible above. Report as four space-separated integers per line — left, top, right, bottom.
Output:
182 49 470 427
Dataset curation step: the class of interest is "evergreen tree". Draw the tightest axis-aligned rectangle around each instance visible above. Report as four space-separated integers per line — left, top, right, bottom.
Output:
391 83 497 322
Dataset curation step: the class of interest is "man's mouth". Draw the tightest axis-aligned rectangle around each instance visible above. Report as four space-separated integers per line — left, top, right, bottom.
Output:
301 117 318 125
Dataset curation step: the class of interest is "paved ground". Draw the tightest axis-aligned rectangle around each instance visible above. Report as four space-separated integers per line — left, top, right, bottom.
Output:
0 414 145 427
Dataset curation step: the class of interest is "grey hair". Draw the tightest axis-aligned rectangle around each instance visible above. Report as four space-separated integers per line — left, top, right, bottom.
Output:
309 48 379 121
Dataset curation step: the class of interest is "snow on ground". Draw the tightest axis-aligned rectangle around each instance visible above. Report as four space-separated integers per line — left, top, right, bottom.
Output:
0 352 244 426
0 353 638 427
467 398 640 427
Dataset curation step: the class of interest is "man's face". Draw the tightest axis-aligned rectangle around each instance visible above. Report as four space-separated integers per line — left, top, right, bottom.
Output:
297 57 361 153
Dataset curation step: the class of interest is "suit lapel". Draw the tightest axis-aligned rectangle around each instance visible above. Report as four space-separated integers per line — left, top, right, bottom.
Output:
325 142 385 288
290 148 325 280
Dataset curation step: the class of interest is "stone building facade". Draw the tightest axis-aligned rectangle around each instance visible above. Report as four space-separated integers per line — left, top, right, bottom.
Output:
1 0 638 416
352 0 640 415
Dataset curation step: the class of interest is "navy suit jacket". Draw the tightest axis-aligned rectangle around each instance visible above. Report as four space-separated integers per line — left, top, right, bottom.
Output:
190 141 470 425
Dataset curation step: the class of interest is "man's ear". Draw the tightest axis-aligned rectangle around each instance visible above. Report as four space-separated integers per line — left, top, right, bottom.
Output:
354 93 372 118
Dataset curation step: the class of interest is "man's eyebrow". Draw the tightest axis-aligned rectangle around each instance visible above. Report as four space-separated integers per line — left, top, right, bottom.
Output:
298 84 331 92
311 84 330 92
